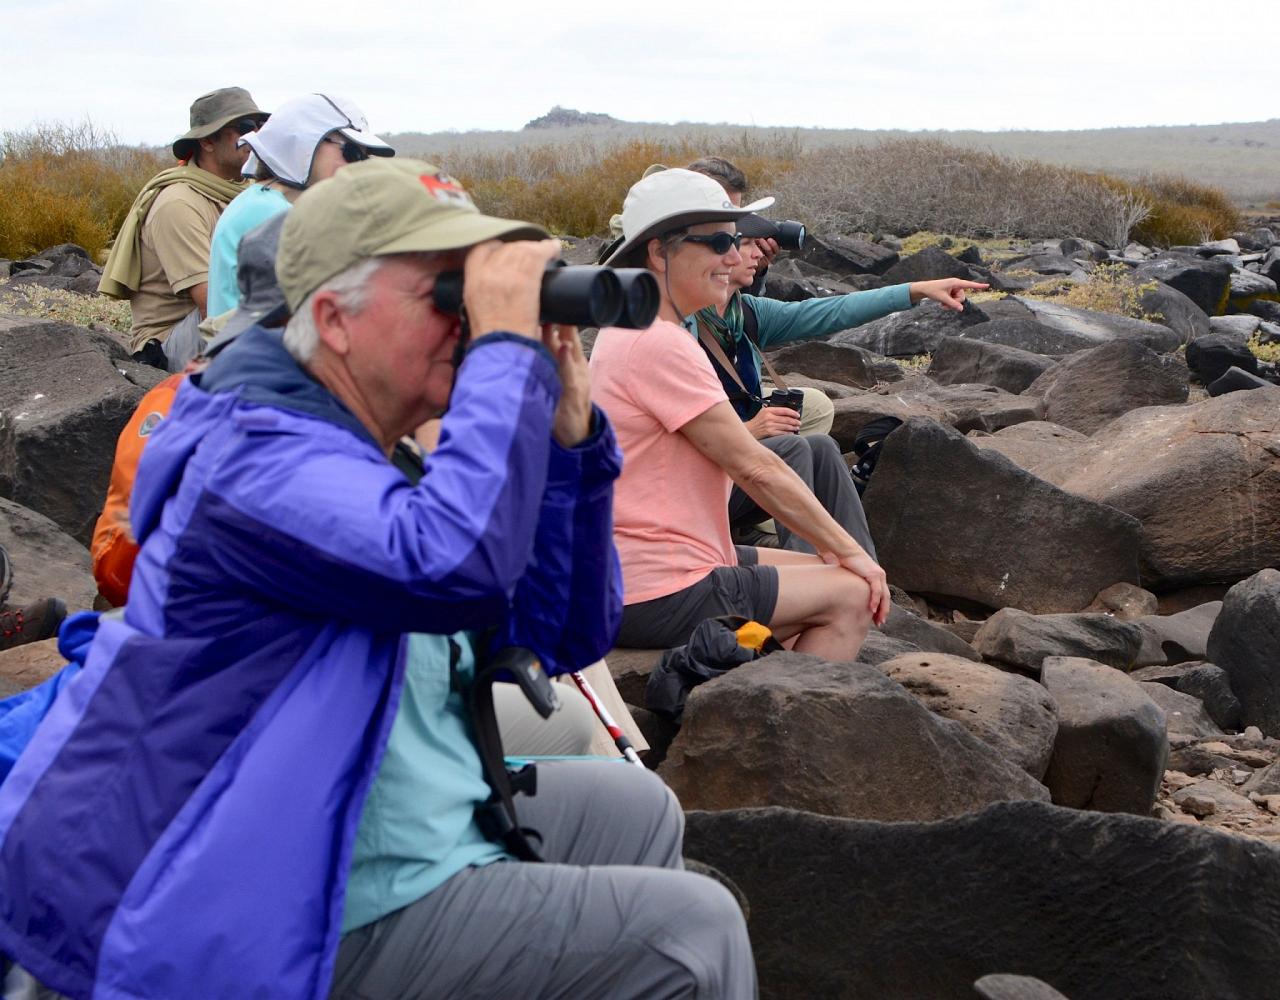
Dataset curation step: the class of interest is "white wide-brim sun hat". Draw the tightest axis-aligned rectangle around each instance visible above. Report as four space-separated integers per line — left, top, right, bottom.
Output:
240 93 394 186
602 168 774 266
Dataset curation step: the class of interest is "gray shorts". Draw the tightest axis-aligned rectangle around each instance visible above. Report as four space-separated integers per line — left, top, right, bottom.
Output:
617 546 779 649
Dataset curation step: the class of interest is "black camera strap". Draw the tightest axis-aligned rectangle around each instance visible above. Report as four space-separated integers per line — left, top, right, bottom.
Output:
696 316 791 401
466 643 550 863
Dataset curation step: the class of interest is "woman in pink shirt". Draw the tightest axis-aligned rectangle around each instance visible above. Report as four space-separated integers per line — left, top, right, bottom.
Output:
590 169 896 662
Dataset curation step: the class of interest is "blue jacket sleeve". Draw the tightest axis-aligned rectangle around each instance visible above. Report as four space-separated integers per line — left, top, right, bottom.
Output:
491 406 623 676
189 335 564 636
744 284 914 349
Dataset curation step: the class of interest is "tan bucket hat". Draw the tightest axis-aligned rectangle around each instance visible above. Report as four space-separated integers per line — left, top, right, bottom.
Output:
172 87 269 159
277 157 548 311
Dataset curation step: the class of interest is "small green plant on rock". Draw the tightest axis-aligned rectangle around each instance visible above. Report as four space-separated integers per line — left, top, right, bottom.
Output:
1248 334 1280 365
0 285 131 332
1024 263 1164 323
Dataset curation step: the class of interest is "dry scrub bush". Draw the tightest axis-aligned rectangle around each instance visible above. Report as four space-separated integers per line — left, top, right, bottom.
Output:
1125 173 1241 246
436 132 801 236
0 121 166 261
769 139 1153 246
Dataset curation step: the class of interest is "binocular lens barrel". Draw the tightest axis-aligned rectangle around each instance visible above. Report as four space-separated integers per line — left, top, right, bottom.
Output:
774 221 806 252
432 261 660 329
539 265 622 327
612 269 660 329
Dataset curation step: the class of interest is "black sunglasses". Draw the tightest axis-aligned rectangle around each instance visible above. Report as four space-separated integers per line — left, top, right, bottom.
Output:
324 137 370 163
679 232 742 255
231 118 261 137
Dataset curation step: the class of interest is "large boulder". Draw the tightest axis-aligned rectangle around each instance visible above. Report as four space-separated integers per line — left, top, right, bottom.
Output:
1134 602 1221 665
763 341 878 388
1228 269 1279 307
957 315 1102 356
605 648 663 707
683 801 1280 1000
0 637 65 699
1175 662 1243 732
800 234 899 276
1206 570 1280 737
1133 277 1211 342
880 246 981 285
863 419 1142 614
967 421 1086 472
828 379 1042 447
1138 682 1223 740
877 652 1058 778
927 337 1057 394
1040 656 1168 814
660 651 1049 821
879 603 981 660
1023 340 1189 435
1134 255 1234 316
0 317 154 542
1035 390 1280 587
0 497 96 611
830 300 987 357
974 609 1146 674
1011 297 1182 353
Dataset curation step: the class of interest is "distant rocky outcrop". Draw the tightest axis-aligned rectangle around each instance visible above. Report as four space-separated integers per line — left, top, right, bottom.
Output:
523 105 620 130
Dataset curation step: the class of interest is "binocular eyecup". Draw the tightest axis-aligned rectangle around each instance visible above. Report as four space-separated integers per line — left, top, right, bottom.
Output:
433 261 660 329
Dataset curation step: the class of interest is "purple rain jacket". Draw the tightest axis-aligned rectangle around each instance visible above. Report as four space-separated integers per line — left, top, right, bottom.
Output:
0 325 623 999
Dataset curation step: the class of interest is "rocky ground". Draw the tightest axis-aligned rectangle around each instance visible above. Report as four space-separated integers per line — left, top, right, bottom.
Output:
3 221 1280 999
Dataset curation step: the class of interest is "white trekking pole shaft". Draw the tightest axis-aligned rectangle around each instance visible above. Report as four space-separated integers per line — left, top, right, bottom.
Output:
569 671 644 767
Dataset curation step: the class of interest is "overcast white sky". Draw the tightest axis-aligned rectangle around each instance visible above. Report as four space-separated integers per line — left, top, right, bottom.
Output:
2 0 1273 145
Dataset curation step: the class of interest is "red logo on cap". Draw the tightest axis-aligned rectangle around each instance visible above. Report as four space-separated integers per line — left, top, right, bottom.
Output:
419 172 475 208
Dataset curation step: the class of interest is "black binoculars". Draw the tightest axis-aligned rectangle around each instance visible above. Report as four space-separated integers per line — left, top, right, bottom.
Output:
763 387 805 415
433 261 660 329
739 217 807 252
771 221 807 252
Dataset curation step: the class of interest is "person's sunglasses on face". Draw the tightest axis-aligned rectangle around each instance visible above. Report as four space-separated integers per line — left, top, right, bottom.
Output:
678 232 742 255
322 136 371 163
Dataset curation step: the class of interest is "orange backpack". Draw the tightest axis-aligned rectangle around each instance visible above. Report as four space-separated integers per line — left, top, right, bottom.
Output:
90 374 187 606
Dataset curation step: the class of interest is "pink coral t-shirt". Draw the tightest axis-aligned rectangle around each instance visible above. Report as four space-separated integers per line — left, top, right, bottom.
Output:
589 318 737 604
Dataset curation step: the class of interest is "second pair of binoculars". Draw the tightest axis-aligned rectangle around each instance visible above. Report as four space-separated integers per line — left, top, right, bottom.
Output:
738 216 806 253
433 261 660 329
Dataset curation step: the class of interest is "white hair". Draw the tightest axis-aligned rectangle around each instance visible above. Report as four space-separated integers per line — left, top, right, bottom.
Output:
282 252 446 363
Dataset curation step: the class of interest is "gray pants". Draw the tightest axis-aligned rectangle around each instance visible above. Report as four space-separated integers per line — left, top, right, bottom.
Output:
329 761 756 999
729 433 877 560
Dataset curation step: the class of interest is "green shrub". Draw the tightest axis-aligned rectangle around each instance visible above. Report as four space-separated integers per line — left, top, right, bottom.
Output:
0 121 166 261
1248 334 1280 365
1023 263 1165 322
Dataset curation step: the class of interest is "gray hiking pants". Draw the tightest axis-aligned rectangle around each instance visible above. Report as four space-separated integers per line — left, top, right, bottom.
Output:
729 432 877 560
329 760 757 999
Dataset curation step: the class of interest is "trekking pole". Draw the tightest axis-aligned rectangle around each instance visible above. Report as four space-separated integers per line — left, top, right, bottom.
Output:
569 670 645 768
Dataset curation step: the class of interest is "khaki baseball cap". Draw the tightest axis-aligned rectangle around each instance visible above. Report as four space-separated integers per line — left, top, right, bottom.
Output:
172 87 268 159
277 157 548 311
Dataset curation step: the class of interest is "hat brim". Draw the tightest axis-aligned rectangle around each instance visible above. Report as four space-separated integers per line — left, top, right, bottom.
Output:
602 195 774 266
206 301 290 356
172 109 270 159
374 212 548 257
336 127 395 156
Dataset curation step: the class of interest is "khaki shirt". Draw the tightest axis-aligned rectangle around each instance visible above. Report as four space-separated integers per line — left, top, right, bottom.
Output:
128 183 223 351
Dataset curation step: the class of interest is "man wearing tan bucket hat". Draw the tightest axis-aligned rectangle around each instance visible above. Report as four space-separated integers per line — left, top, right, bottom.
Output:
99 87 268 370
0 157 754 1000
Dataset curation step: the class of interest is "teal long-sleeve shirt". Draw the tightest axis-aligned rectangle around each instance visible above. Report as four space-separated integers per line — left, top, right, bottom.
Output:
711 283 914 418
